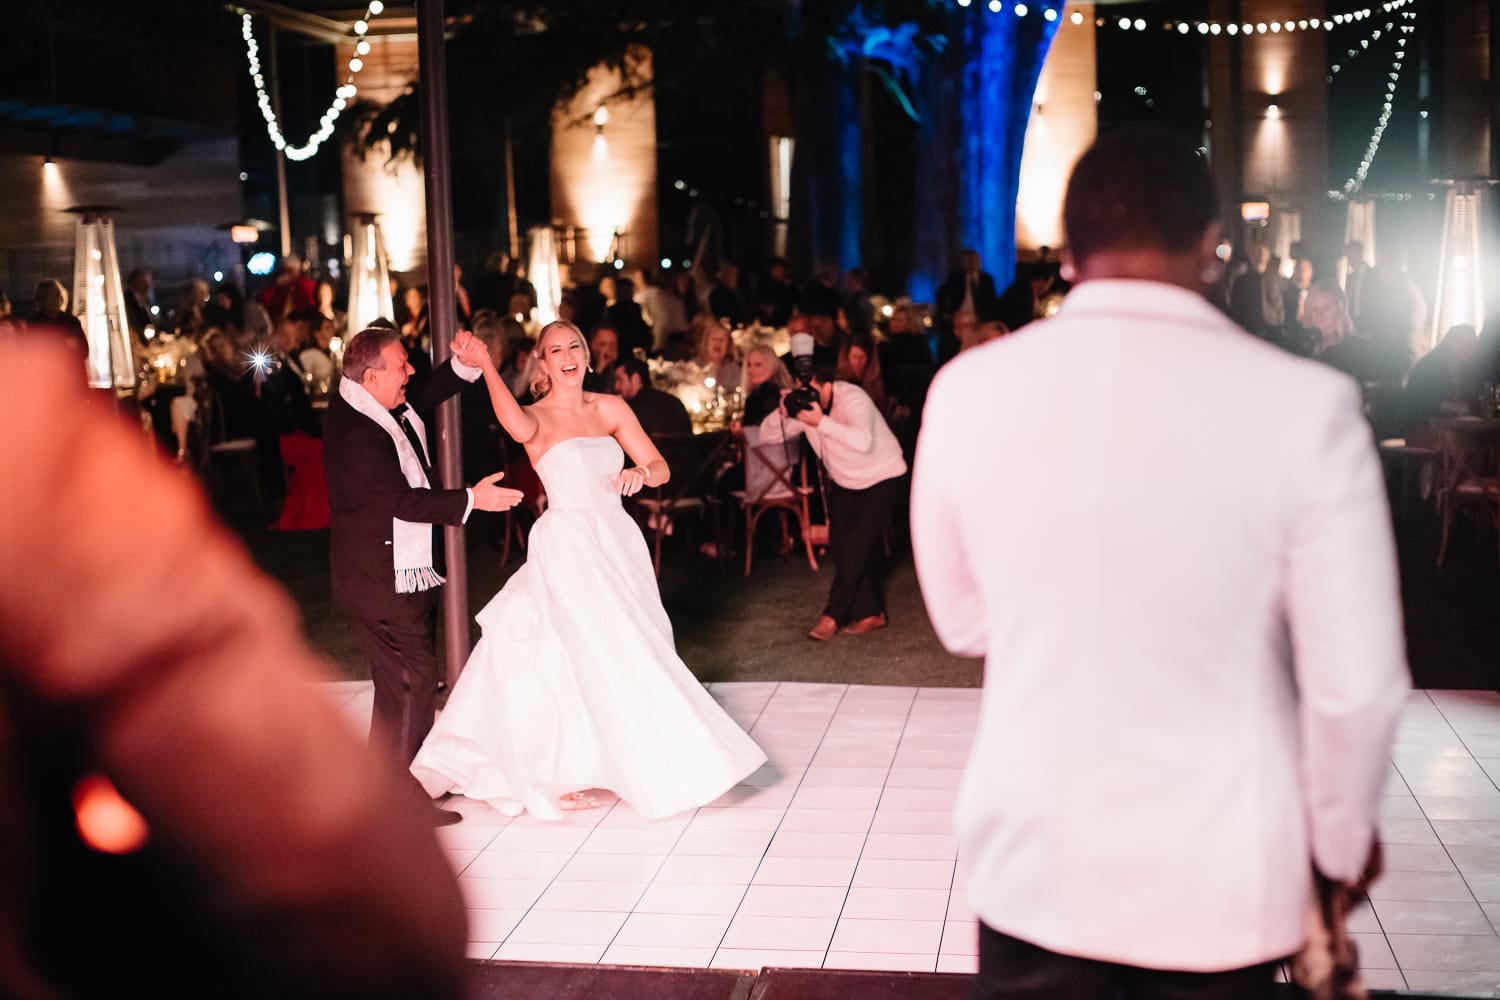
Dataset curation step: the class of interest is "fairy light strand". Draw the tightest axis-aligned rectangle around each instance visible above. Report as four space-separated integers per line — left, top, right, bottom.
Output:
239 1 384 162
1340 8 1416 196
1328 17 1397 79
1047 0 1420 34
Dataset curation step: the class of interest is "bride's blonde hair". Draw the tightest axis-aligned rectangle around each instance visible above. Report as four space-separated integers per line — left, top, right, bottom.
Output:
529 320 591 399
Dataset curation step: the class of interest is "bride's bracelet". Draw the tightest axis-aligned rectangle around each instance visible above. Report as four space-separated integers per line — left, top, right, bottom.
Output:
634 465 652 484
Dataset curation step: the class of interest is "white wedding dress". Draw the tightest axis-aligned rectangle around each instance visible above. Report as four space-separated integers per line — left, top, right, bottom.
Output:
411 435 766 820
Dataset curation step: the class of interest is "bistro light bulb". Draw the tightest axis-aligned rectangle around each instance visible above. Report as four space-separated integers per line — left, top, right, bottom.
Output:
1070 11 1083 24
368 0 384 12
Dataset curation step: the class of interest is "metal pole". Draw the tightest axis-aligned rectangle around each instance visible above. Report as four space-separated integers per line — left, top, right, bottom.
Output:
266 18 293 258
417 0 470 687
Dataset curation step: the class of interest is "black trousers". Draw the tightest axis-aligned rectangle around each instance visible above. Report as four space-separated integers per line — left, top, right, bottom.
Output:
349 593 440 765
824 475 903 625
974 924 1282 1000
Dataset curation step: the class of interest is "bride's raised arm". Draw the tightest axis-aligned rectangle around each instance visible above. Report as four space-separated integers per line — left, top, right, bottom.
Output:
601 395 669 496
452 335 539 444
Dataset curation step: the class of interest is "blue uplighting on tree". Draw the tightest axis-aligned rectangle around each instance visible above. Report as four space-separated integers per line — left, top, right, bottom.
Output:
910 2 1060 299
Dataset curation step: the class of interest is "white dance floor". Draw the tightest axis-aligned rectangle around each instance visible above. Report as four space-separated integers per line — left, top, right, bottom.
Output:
323 680 1500 995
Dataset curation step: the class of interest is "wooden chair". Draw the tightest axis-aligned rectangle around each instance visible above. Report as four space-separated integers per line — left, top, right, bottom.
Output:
729 425 819 576
631 430 734 576
1432 418 1500 567
1378 437 1441 519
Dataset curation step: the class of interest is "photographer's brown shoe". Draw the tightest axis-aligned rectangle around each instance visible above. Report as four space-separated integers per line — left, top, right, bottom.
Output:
807 615 838 641
842 613 887 635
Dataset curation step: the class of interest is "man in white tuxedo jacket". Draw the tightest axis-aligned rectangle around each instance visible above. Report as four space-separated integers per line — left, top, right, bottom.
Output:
912 127 1409 998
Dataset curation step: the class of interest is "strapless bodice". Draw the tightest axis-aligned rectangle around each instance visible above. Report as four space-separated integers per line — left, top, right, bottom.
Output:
534 436 624 511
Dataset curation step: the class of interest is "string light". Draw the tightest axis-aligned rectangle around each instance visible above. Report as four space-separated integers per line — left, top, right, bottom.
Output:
1328 17 1397 79
1075 0 1420 35
1340 7 1415 196
239 2 384 163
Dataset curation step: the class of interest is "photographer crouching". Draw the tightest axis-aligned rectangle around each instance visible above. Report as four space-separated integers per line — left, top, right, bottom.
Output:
762 334 908 640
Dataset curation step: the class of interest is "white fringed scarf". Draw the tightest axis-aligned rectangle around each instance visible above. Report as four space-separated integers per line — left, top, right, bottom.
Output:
339 377 445 593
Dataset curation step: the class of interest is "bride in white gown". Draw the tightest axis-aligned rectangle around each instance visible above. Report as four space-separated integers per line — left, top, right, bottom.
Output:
410 320 766 820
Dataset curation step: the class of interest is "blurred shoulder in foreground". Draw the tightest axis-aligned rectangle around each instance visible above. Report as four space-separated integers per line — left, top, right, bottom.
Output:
0 341 466 1000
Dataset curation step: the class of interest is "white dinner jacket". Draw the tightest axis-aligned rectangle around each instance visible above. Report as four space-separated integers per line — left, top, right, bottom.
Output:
912 279 1409 971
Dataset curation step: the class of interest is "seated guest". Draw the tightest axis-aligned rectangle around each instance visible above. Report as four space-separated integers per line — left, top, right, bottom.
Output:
837 332 888 413
273 309 321 383
613 355 691 437
1401 324 1482 433
1303 282 1406 387
27 278 87 360
298 305 338 382
879 302 935 400
584 323 621 393
741 345 793 428
693 315 742 392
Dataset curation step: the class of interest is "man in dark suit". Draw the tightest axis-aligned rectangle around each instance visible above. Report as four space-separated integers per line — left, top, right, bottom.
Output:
613 355 692 436
325 327 523 770
935 249 1000 361
124 269 155 343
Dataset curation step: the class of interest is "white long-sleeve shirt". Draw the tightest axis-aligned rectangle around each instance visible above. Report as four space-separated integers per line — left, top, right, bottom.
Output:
759 381 906 490
912 279 1409 972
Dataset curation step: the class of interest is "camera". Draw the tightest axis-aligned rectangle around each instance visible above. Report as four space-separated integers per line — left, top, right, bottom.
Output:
784 386 819 417
783 331 819 418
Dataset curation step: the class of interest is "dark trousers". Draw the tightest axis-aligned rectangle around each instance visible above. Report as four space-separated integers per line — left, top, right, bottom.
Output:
824 475 903 625
974 924 1282 1000
349 593 440 765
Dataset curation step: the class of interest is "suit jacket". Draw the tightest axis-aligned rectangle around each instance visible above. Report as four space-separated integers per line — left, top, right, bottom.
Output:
324 359 476 620
935 270 999 323
912 280 1408 971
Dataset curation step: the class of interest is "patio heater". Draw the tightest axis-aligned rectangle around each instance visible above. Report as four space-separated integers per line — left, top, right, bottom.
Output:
347 212 394 339
67 205 135 391
1429 180 1494 352
527 224 562 325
